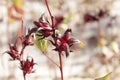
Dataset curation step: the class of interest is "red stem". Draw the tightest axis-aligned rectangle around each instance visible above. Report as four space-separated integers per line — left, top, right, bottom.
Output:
59 52 64 80
23 73 26 80
45 0 54 28
20 45 25 59
45 0 64 80
20 18 25 58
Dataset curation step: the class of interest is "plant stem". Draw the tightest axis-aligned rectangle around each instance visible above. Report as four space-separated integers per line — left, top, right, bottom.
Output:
23 73 26 80
45 0 64 80
20 45 25 59
59 52 64 80
45 0 54 28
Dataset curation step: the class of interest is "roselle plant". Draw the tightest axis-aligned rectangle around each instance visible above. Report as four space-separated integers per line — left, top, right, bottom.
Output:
4 0 79 80
33 0 79 80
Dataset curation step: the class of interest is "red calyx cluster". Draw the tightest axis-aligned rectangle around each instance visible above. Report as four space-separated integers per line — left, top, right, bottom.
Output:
20 57 35 76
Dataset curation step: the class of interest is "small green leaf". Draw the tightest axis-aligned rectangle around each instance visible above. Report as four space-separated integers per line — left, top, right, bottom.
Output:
34 32 47 52
95 72 112 80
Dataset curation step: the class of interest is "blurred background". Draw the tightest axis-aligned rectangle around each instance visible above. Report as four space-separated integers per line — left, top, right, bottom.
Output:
0 0 120 80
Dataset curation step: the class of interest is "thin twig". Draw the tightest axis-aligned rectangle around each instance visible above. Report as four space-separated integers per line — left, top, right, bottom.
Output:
45 1 64 80
23 73 26 80
45 0 54 27
43 52 60 68
59 52 64 80
20 45 26 59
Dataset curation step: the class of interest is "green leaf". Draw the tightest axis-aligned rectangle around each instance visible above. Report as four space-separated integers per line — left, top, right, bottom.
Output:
95 72 112 80
34 32 47 52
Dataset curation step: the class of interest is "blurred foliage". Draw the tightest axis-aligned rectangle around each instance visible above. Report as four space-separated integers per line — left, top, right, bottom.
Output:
11 0 23 8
